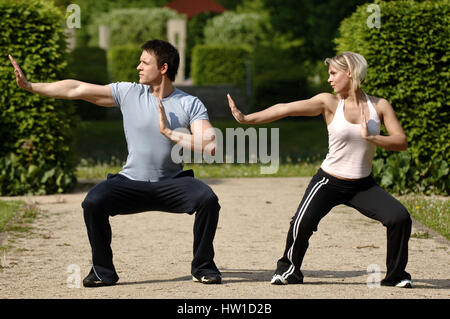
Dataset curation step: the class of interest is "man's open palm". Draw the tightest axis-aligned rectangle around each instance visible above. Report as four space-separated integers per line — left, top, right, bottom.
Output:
9 54 31 90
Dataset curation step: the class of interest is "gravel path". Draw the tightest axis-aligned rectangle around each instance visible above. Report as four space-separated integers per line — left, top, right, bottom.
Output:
0 177 448 300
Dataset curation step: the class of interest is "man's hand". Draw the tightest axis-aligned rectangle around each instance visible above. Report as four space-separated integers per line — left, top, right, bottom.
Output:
9 55 32 91
158 97 171 137
227 94 247 124
158 75 172 138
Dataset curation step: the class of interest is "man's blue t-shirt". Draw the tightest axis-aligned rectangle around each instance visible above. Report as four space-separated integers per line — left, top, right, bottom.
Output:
109 82 209 182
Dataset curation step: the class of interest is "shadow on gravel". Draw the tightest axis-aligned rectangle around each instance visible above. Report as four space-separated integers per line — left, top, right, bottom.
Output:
115 268 386 286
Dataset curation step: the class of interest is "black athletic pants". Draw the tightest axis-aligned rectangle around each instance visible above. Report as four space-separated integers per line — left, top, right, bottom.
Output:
81 170 221 284
275 168 412 284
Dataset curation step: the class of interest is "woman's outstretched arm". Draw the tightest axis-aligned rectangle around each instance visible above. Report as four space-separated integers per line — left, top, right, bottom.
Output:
227 93 332 124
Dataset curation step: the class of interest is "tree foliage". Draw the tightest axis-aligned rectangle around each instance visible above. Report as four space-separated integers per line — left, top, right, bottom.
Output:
87 7 183 47
0 0 77 195
203 11 273 47
336 0 449 195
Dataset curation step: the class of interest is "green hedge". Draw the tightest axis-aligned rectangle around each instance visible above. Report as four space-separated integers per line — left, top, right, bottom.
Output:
191 44 252 85
67 47 109 120
335 0 449 195
190 42 318 111
0 0 77 195
107 45 142 83
186 11 220 78
203 11 273 47
250 42 312 110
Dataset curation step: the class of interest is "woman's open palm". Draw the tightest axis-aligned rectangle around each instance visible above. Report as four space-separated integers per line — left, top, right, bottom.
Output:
227 94 246 124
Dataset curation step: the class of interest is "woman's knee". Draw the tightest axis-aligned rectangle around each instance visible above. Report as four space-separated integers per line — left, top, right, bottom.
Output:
387 205 412 228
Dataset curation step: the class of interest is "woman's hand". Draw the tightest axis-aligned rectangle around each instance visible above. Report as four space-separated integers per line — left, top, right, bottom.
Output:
227 94 247 124
360 106 370 139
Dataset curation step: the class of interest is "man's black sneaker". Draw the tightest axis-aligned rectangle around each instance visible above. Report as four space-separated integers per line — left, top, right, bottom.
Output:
192 274 222 284
83 268 116 287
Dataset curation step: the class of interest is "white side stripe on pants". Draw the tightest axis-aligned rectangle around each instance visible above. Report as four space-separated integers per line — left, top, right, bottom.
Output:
282 177 329 280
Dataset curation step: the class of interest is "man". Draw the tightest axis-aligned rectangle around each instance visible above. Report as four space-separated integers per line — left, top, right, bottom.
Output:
9 39 222 287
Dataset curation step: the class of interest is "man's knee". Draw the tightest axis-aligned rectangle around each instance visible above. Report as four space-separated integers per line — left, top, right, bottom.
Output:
82 187 110 212
193 185 220 212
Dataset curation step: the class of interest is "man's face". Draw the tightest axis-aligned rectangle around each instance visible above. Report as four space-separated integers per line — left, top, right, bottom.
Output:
136 50 161 85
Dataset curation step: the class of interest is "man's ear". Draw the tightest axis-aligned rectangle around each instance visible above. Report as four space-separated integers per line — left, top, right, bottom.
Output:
160 62 169 75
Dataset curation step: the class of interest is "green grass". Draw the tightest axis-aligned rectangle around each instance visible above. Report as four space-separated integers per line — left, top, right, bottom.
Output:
0 200 22 233
0 200 38 233
184 162 322 178
76 162 322 180
0 200 39 264
400 196 449 240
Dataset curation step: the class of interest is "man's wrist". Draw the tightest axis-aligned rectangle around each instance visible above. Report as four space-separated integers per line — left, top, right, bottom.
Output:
162 128 176 141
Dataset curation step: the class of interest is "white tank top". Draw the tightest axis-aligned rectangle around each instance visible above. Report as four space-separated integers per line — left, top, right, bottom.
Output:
321 93 381 179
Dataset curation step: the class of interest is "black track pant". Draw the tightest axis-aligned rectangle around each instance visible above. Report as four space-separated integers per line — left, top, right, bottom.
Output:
275 168 412 284
81 170 221 284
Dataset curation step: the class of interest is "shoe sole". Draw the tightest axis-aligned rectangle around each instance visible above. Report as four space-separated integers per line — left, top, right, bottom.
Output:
380 279 413 288
271 278 287 285
271 275 288 285
396 280 413 288
83 281 116 288
271 274 303 285
192 275 222 284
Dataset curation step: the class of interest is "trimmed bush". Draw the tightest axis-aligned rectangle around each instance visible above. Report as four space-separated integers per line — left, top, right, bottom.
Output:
67 47 109 84
107 45 142 83
250 42 310 110
203 11 273 47
0 0 77 195
186 11 220 78
67 47 109 120
335 0 449 195
191 44 252 86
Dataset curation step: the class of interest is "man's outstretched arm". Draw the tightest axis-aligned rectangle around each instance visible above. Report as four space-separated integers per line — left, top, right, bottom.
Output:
9 54 115 107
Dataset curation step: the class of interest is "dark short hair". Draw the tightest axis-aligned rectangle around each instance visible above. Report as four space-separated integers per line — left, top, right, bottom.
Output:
141 39 179 82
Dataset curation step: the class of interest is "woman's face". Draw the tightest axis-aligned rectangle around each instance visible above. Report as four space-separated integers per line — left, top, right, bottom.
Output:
327 64 351 94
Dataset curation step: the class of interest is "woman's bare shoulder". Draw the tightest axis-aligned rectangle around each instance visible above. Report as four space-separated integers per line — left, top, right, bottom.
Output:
367 95 392 111
312 92 338 106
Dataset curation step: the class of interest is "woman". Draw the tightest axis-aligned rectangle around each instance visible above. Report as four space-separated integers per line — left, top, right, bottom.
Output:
227 52 413 288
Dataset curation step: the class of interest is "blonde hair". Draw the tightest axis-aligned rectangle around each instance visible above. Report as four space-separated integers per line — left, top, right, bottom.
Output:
325 52 368 92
